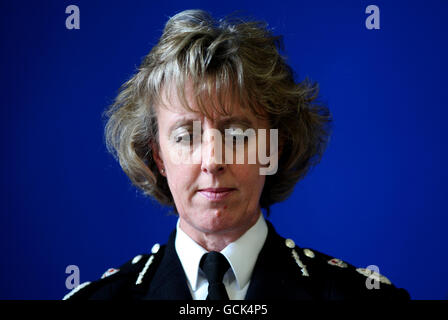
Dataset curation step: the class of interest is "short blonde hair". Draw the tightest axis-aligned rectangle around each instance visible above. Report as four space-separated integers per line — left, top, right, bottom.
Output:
105 9 331 212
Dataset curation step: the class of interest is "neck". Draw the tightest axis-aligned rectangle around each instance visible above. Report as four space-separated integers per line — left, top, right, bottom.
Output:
179 212 261 252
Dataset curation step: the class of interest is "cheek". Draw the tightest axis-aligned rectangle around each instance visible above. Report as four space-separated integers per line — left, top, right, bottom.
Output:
235 165 266 196
166 163 201 201
253 174 266 198
167 164 193 185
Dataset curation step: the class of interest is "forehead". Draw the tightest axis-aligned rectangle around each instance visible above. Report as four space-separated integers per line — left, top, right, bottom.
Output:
155 81 267 126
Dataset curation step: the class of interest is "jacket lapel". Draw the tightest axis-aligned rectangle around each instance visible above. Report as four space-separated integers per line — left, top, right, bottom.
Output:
245 221 315 300
143 229 192 300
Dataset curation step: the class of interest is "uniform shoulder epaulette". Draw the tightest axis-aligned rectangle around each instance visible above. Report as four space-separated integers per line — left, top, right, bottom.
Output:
63 243 164 300
281 237 410 300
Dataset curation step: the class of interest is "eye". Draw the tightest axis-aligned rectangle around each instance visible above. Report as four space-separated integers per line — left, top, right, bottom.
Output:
175 133 190 143
175 133 193 145
226 127 242 136
225 127 247 145
172 127 193 145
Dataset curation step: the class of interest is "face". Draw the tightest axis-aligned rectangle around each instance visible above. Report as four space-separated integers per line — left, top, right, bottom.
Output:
153 85 271 241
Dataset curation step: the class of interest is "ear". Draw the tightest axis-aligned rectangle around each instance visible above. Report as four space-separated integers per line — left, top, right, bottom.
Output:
151 140 166 176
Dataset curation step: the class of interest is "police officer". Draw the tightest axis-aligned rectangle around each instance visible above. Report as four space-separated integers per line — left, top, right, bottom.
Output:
64 9 409 301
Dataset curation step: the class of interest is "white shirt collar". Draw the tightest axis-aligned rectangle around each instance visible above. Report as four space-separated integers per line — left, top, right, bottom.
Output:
175 221 208 291
220 214 268 289
175 213 268 291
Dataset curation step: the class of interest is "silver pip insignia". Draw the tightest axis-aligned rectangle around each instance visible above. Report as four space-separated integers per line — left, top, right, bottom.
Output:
327 258 348 268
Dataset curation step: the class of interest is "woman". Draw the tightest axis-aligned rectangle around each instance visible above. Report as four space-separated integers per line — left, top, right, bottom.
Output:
63 9 409 300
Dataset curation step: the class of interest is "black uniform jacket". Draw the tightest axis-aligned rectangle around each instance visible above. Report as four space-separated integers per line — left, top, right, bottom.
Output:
63 221 410 300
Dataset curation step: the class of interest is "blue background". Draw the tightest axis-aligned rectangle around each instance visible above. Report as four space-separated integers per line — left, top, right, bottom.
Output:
1 0 447 300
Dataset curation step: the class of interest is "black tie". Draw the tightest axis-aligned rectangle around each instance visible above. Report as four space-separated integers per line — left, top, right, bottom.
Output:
200 251 230 300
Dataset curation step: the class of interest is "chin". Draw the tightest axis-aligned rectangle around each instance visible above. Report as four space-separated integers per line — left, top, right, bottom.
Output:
199 214 244 234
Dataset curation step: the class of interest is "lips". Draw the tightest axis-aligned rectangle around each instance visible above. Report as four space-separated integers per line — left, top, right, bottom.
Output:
197 187 236 201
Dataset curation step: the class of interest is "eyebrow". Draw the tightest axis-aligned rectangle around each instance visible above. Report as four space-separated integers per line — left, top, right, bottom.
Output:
218 116 254 129
168 117 200 134
168 116 255 133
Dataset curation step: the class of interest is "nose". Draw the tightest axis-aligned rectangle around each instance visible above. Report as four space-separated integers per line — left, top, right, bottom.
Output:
201 129 225 175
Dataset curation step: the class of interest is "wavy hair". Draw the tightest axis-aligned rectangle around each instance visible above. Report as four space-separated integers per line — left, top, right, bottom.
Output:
104 9 332 213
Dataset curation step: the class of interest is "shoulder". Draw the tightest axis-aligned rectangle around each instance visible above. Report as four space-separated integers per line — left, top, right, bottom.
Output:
277 236 410 300
63 243 164 300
